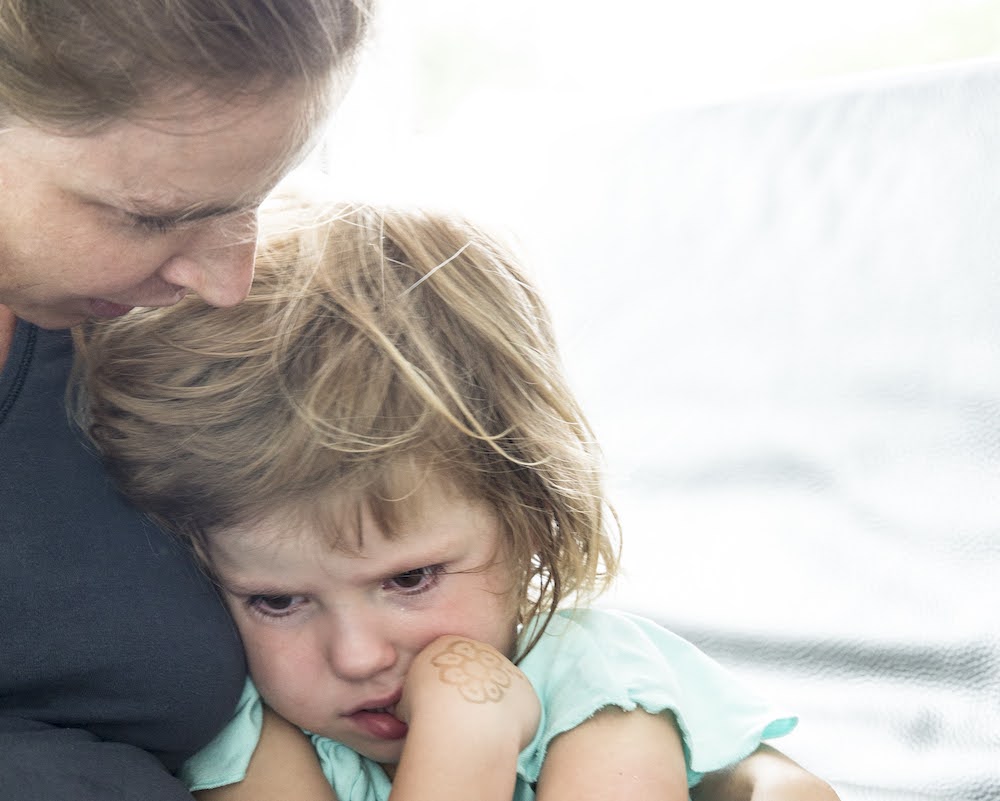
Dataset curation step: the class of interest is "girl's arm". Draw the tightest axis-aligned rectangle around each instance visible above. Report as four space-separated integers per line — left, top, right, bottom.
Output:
534 706 689 801
390 635 839 801
691 744 840 801
193 706 337 801
534 712 841 801
389 635 541 801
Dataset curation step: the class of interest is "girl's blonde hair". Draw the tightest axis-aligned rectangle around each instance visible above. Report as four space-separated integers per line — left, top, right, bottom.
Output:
0 0 372 130
76 193 619 651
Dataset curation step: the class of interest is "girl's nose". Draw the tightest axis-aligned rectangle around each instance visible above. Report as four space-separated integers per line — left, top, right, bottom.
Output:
324 612 398 682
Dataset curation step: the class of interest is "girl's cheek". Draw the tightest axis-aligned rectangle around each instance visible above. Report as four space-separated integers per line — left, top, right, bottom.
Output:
243 633 298 701
236 620 294 681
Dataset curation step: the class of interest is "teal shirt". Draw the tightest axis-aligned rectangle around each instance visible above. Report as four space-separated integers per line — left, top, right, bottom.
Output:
182 609 797 799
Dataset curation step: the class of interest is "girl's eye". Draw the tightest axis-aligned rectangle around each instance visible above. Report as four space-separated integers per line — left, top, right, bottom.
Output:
246 594 308 619
386 565 444 596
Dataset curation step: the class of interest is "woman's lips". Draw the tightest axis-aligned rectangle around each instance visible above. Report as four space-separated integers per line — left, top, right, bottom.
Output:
88 299 135 319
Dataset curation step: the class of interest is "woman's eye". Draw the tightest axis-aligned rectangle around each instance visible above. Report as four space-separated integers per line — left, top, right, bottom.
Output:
127 213 179 234
387 565 444 595
246 594 307 618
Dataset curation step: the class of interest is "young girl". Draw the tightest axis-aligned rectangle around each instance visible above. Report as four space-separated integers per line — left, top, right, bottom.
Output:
76 193 839 801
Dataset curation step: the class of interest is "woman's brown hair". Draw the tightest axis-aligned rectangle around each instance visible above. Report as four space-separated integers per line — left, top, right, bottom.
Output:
0 0 373 129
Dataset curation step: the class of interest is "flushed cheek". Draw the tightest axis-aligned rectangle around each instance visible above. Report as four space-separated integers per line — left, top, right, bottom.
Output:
404 603 517 660
239 626 301 679
236 625 323 708
246 646 334 729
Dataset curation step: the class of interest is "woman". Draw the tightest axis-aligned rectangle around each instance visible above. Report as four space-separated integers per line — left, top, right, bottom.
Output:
0 2 371 798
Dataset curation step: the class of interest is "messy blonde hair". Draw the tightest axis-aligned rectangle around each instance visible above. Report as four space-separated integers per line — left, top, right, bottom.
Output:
0 0 373 130
75 193 620 652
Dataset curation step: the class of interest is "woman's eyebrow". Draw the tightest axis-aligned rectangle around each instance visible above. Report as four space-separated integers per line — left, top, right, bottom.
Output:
125 198 253 224
80 186 262 224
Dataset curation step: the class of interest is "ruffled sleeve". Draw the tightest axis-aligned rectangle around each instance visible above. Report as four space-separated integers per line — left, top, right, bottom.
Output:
515 608 798 789
311 736 393 801
178 677 262 791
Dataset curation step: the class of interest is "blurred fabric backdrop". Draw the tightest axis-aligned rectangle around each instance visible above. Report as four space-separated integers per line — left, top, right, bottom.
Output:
310 5 1000 798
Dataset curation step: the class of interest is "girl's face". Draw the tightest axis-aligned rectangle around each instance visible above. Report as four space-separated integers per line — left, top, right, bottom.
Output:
208 479 520 768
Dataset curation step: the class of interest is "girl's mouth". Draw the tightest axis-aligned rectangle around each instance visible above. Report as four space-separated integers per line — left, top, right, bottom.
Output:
348 707 408 741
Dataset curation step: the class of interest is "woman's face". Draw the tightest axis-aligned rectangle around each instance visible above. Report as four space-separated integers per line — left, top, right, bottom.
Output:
0 87 319 329
208 479 520 769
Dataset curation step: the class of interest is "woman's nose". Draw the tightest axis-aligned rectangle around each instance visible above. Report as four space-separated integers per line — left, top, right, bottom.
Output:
157 212 258 307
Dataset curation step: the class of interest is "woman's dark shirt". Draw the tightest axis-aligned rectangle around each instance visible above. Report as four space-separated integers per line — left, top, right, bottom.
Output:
0 321 245 800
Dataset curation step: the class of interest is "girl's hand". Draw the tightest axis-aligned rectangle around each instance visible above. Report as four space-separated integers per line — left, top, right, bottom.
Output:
386 636 540 801
396 635 541 752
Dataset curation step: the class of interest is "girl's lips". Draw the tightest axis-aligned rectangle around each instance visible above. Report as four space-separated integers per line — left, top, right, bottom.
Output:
348 709 409 741
346 691 407 740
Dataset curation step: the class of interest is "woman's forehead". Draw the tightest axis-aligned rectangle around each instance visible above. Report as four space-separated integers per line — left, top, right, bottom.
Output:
12 84 318 215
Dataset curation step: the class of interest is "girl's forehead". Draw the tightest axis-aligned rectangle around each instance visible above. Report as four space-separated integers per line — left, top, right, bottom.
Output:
304 461 466 523
207 475 506 580
223 468 481 553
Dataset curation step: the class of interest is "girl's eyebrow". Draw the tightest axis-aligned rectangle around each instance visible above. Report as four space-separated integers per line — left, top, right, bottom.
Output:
215 575 297 597
364 543 466 580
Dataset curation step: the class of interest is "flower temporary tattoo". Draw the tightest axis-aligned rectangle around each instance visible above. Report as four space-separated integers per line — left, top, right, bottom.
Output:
431 639 513 703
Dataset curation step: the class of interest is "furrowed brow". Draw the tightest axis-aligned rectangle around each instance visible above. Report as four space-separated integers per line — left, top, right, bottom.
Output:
216 576 292 597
